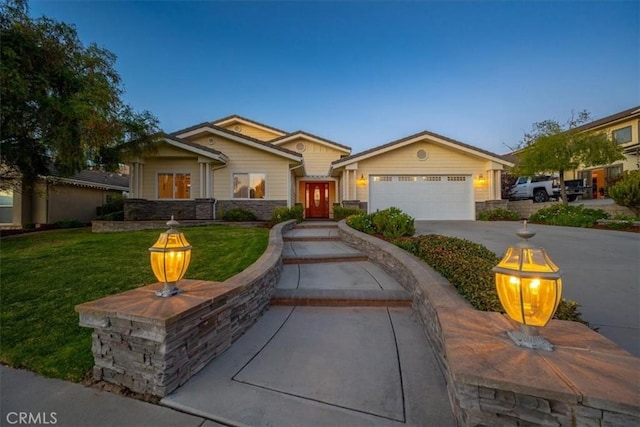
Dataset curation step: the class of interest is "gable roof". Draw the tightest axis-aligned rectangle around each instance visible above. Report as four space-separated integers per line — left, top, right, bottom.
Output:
171 124 303 162
212 115 288 138
572 106 640 132
270 130 352 153
331 130 514 171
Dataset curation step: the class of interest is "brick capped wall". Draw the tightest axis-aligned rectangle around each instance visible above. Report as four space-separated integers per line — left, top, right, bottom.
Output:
338 221 639 427
76 220 296 397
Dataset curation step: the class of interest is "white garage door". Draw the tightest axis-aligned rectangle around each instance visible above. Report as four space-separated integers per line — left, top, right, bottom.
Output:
369 175 474 220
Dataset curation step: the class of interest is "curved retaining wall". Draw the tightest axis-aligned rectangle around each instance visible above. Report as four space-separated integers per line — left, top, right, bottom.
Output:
76 220 296 397
338 221 639 426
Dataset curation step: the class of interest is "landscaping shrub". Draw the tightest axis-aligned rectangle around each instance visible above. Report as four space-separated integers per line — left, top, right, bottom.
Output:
394 234 587 324
96 211 124 221
290 204 304 223
347 207 415 239
333 206 362 221
478 208 520 221
346 213 375 234
371 207 415 239
96 194 124 218
269 205 303 226
603 214 636 230
222 207 258 222
608 170 640 218
529 204 608 227
55 219 84 228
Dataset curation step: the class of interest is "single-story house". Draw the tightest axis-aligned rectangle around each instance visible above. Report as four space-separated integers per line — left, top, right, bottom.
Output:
2 170 129 227
125 115 513 221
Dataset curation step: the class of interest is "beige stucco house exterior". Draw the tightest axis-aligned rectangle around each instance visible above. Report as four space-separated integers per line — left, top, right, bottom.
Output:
125 115 513 221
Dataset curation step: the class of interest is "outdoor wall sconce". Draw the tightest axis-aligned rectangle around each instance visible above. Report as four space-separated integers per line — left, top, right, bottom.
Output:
149 216 192 297
357 174 368 186
475 174 486 186
492 221 562 351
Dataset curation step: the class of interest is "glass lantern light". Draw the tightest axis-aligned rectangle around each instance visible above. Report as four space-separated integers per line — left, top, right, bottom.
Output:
492 221 562 351
149 216 192 297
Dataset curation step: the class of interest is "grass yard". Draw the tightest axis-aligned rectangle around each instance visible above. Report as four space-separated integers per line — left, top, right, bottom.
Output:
0 225 269 382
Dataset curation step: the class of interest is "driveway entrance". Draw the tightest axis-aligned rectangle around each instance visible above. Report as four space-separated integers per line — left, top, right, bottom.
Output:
415 220 640 357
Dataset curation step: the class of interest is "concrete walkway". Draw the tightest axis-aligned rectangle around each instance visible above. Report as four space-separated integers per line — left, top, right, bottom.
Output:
161 221 454 426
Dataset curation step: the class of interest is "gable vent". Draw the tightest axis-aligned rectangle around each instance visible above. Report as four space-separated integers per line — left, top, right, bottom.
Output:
417 149 429 161
296 142 306 152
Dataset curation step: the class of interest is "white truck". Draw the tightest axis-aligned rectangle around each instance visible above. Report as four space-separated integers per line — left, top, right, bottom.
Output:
510 176 587 203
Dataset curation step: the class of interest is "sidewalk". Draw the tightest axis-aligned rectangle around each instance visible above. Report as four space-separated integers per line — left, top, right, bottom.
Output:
1 221 454 426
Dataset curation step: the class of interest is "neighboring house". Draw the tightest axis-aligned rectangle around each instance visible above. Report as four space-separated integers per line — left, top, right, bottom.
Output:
125 115 513 221
505 106 640 199
570 106 639 199
2 170 128 227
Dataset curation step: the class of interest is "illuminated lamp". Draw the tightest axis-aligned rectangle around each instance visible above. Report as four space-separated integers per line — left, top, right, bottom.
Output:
149 216 192 297
493 221 562 351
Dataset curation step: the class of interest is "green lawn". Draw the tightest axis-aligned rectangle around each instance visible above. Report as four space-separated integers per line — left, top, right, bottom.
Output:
0 225 269 382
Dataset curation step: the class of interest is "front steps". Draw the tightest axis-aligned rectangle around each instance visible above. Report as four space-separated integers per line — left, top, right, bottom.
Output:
274 222 412 307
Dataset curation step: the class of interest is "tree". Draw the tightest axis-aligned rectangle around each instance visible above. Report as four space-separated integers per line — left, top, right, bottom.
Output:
608 170 640 218
0 0 160 190
514 111 625 204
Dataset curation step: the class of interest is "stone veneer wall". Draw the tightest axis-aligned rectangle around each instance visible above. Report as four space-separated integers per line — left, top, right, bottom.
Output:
76 220 296 397
124 199 216 221
476 199 636 220
337 221 639 426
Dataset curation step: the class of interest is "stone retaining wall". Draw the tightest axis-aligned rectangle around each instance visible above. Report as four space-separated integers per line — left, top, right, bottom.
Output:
338 221 639 426
76 220 296 397
479 199 636 220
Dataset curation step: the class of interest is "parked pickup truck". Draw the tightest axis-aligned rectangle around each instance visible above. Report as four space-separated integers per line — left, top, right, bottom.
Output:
510 176 588 203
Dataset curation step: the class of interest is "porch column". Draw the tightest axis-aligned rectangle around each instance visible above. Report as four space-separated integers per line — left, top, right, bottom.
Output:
134 162 144 198
205 163 212 198
487 170 495 200
198 163 205 198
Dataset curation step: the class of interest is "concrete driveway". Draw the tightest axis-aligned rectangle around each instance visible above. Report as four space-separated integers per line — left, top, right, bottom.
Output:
415 220 640 357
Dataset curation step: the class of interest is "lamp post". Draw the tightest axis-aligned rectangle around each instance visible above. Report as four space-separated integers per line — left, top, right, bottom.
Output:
149 216 192 297
493 221 562 351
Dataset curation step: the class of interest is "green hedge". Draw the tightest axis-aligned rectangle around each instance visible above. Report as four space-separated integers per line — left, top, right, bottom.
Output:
395 234 587 324
333 206 363 221
529 204 608 227
478 208 520 221
222 208 258 222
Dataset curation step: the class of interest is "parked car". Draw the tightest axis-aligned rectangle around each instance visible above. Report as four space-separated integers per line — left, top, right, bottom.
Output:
510 176 587 203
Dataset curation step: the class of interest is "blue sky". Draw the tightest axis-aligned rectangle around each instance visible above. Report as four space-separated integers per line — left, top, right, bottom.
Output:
30 1 639 155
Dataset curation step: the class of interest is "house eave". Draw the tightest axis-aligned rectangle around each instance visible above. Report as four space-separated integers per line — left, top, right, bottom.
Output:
331 131 514 170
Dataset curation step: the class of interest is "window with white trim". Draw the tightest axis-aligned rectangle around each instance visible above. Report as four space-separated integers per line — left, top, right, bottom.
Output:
158 173 190 199
233 173 266 199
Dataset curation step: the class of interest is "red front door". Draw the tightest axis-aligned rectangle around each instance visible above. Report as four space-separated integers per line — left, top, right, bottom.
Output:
305 182 330 218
